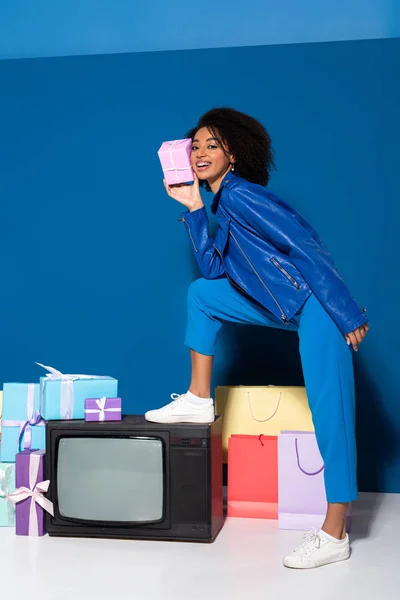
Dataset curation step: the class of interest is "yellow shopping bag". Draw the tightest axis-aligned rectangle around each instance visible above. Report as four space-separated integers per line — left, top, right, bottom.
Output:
215 385 314 462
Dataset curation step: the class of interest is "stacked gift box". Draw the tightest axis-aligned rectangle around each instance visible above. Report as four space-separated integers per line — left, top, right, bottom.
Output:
0 364 121 536
216 385 352 531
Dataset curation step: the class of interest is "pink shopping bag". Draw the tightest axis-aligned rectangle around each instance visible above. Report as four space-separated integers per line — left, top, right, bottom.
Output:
228 434 278 519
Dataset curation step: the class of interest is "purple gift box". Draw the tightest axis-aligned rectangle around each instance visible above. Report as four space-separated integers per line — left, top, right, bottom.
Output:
84 397 122 422
157 139 194 185
12 450 54 536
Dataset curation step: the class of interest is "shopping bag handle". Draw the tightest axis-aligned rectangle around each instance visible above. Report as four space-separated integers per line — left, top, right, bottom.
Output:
295 438 324 476
247 390 282 423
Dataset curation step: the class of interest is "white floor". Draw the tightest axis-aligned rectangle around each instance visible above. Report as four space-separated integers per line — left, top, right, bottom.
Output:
1 492 399 600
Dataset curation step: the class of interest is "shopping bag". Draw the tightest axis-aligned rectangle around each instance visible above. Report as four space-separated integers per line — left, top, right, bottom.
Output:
215 385 313 462
227 434 278 519
278 431 351 531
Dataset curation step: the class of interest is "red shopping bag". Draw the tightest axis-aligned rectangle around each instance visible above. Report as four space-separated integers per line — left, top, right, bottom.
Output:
227 434 278 519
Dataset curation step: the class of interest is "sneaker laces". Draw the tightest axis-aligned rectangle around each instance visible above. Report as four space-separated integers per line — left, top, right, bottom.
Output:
164 393 185 411
293 529 322 557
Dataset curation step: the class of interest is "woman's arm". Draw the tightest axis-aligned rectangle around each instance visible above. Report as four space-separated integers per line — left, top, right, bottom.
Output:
179 206 225 279
163 176 225 279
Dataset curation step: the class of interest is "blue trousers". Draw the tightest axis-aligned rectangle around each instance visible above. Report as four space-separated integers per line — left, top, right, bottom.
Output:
185 277 357 504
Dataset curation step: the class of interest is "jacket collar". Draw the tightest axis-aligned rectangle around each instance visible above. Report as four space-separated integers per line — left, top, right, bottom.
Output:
211 172 238 214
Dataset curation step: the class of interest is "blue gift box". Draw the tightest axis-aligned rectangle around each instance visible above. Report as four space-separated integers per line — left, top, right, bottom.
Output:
0 463 16 526
0 383 46 463
37 364 118 420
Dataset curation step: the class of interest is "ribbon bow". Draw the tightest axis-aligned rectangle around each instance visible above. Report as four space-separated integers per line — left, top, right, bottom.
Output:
8 480 54 514
0 466 16 526
8 481 54 535
19 409 46 445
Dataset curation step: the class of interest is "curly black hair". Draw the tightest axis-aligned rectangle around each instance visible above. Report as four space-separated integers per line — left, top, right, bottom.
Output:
186 107 275 190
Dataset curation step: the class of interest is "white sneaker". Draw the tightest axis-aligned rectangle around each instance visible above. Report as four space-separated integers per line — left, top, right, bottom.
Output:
283 529 350 569
145 393 215 424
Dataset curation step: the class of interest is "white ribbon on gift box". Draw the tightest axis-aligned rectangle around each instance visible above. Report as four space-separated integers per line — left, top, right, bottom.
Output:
163 140 193 184
7 450 54 536
37 363 110 420
0 465 16 526
84 396 121 422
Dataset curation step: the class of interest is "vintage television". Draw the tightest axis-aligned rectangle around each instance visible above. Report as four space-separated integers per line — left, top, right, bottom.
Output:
45 415 223 542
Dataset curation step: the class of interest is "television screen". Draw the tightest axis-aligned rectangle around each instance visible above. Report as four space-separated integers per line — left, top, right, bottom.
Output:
57 437 164 522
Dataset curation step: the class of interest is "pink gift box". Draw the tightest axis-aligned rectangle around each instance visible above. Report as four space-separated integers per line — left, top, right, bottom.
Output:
158 138 194 185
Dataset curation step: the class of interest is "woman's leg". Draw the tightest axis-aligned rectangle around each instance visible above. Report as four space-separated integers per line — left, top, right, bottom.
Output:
322 503 349 540
146 276 294 423
184 276 297 395
184 276 295 355
296 293 357 538
283 294 355 568
188 349 214 399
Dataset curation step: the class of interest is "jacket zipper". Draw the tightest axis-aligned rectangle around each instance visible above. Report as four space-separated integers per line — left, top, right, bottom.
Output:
270 257 300 290
179 216 198 253
228 231 289 323
213 244 247 295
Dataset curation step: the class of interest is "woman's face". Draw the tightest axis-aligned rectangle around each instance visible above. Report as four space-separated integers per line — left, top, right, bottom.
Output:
191 127 234 191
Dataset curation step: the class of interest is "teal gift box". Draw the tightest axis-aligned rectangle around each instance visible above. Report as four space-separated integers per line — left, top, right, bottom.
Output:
37 363 118 420
0 463 16 526
0 383 46 463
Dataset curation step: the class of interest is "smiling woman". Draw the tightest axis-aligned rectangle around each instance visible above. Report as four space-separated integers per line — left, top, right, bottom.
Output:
148 106 369 570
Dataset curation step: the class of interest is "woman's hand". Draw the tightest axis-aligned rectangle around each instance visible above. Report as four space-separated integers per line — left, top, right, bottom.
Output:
344 323 369 352
163 172 204 212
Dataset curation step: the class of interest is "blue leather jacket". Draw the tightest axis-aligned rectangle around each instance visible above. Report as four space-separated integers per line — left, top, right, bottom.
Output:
180 172 367 335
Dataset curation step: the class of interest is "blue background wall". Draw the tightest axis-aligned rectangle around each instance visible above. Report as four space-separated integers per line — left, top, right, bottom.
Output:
0 0 399 59
0 37 399 493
